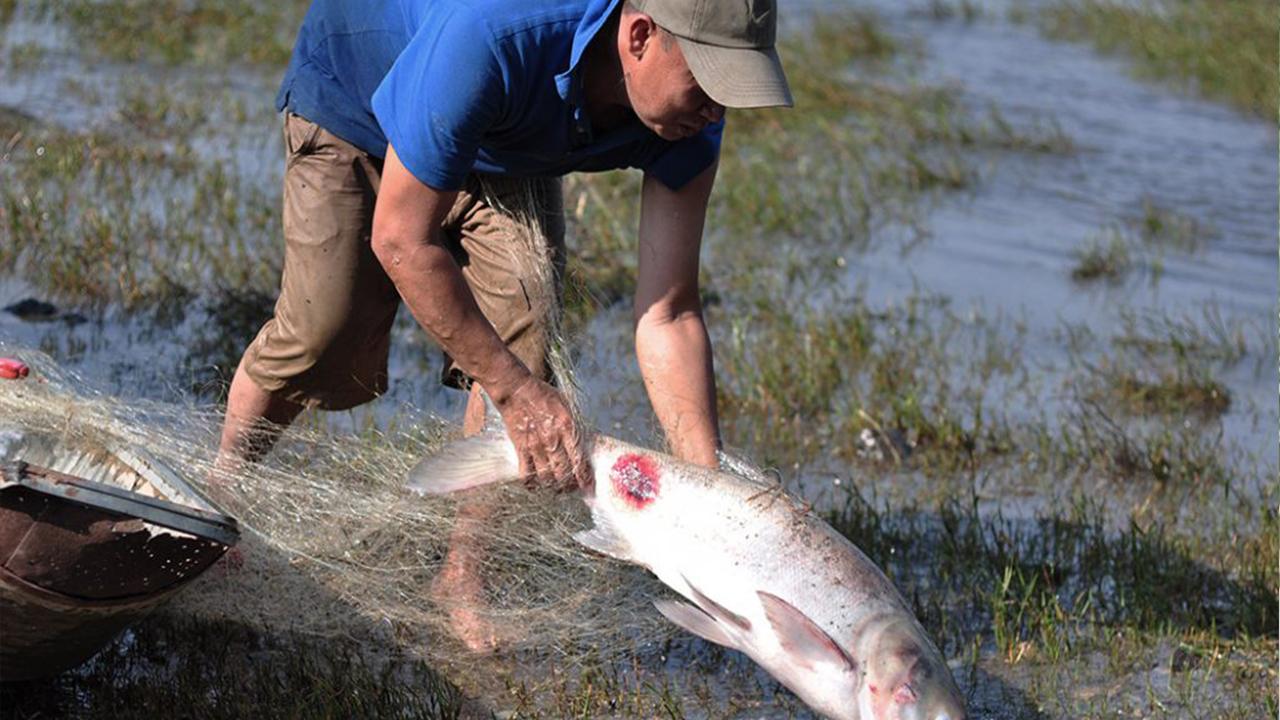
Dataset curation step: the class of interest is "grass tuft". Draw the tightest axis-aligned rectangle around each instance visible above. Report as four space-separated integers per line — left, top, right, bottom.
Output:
1135 196 1212 252
715 290 1025 478
1108 369 1231 418
1071 228 1132 282
0 118 278 312
922 0 984 23
1064 308 1246 423
30 0 309 66
1051 398 1231 486
1039 0 1279 119
0 615 471 720
1071 201 1214 285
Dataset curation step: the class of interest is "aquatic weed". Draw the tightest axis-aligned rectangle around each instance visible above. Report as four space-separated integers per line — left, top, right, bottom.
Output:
1039 0 1279 118
31 0 310 66
1070 228 1132 283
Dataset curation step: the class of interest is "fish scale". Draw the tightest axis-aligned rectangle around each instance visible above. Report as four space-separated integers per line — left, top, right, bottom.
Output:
409 428 965 720
592 437 898 624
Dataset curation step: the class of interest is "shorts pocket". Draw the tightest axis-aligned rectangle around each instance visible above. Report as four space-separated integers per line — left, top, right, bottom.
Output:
284 112 323 162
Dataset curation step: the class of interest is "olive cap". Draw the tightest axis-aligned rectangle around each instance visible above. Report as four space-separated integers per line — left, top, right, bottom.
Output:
631 0 793 108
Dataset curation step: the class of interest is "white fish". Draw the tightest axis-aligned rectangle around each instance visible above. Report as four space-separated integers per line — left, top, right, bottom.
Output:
408 426 966 720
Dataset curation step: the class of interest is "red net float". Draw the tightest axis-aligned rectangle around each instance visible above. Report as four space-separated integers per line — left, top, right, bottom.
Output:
0 358 30 380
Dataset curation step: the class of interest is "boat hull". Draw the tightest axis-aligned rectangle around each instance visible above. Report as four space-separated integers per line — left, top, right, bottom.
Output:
0 451 237 681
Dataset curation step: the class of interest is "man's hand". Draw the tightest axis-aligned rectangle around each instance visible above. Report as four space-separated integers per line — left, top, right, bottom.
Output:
492 376 592 492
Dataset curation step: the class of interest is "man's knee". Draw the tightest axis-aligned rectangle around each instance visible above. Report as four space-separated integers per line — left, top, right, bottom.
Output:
241 307 394 410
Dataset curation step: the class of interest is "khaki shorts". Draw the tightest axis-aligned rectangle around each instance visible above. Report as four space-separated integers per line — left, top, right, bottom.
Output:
242 113 566 410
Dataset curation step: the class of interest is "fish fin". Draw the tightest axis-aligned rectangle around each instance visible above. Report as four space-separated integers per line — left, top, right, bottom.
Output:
684 576 752 631
405 431 519 495
478 387 505 434
572 509 638 562
654 599 739 649
757 591 856 673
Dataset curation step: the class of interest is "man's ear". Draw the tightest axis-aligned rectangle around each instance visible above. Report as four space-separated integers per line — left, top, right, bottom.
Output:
624 11 656 61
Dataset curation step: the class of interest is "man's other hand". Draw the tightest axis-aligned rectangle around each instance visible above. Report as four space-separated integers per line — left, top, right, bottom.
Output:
494 377 591 493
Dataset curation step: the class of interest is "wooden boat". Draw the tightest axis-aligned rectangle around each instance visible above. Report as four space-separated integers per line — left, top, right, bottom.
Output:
0 433 239 681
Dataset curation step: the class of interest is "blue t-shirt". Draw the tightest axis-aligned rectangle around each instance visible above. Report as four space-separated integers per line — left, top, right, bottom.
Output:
275 0 723 191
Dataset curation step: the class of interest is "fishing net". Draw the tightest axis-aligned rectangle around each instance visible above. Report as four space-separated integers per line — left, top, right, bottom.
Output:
0 281 698 705
0 344 675 675
0 175 735 695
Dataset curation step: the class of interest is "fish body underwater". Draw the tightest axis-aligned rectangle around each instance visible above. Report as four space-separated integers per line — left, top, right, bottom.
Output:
409 430 966 720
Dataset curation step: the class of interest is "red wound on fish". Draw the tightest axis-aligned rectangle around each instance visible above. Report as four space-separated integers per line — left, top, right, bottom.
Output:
610 453 660 508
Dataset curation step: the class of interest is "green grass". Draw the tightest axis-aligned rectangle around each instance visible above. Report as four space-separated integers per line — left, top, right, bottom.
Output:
0 616 472 720
1076 342 1234 422
1134 196 1212 252
1039 0 1279 119
1107 369 1231 418
4 480 1271 719
28 0 310 66
0 7 1073 334
1043 395 1233 486
116 81 210 138
828 484 1277 716
1063 305 1251 427
1112 305 1252 367
1034 312 1257 488
711 275 1254 499
1071 228 1132 282
2 3 1274 718
562 9 1077 325
714 289 1026 480
6 41 45 72
0 112 279 312
1071 199 1214 284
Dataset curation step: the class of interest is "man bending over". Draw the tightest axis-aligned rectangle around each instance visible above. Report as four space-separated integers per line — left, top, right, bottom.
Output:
218 0 792 649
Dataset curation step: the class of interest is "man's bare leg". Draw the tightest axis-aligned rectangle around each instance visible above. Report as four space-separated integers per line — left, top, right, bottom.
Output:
215 361 305 474
432 382 504 652
208 361 305 571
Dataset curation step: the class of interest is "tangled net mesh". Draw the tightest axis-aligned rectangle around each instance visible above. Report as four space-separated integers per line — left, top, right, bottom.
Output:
0 344 673 678
0 176 688 685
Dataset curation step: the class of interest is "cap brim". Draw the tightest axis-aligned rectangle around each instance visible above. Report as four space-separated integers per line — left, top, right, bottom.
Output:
678 38 793 109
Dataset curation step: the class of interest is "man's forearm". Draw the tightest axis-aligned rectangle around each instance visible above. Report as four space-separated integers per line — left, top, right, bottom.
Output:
370 147 587 489
636 310 721 468
376 234 530 401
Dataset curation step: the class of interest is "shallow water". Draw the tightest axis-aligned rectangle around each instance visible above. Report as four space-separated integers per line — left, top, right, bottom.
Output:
3 3 1272 459
818 0 1276 472
0 2 1275 717
580 0 1278 500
